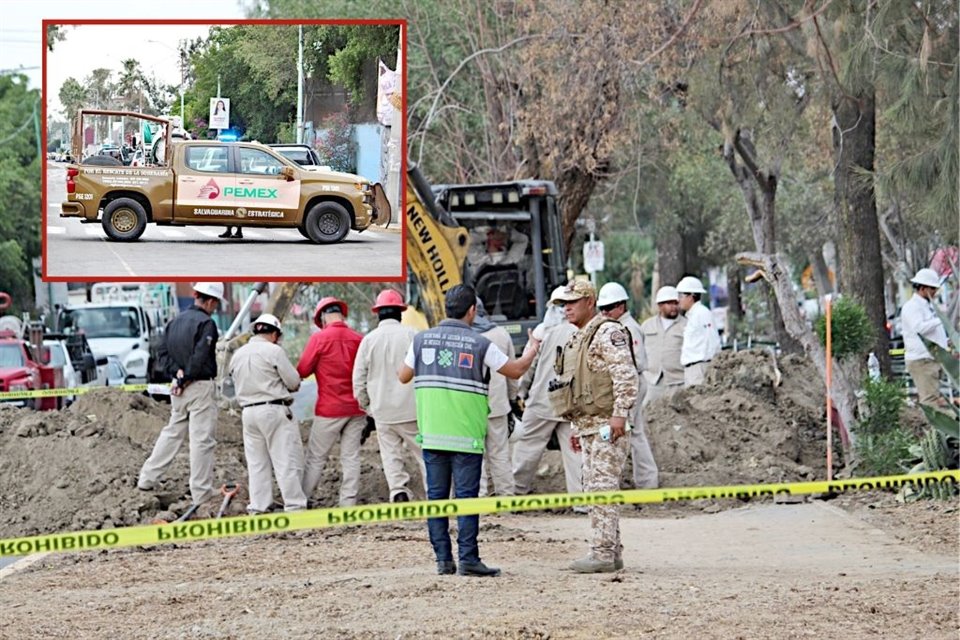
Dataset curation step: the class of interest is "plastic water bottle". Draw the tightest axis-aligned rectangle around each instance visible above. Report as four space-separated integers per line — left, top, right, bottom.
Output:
867 352 880 381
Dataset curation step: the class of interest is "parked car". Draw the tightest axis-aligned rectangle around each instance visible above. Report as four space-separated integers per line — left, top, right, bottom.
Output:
102 355 133 387
43 339 80 405
268 144 330 171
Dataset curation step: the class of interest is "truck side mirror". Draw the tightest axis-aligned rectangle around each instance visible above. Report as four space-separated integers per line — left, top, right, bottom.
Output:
281 166 296 181
96 356 108 366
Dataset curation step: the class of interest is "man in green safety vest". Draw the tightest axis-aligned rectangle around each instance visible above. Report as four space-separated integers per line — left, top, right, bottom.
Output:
399 285 540 577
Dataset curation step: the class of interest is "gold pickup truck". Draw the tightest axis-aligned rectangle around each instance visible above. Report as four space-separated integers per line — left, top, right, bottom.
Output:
61 110 389 243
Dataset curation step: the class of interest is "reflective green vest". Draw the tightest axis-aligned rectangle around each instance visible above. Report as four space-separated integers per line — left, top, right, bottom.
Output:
412 320 491 453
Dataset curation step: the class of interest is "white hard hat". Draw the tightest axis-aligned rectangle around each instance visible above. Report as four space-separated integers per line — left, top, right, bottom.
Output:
548 285 568 304
676 276 706 295
655 286 680 303
597 282 629 307
910 268 942 289
254 313 282 333
193 282 225 302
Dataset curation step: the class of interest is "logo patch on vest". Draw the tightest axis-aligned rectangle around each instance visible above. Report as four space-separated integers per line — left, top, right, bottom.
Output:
457 352 474 368
438 349 454 367
421 348 436 365
609 329 628 348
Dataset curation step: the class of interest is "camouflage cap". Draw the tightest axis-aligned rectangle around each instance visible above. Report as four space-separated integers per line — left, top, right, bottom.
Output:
552 279 596 304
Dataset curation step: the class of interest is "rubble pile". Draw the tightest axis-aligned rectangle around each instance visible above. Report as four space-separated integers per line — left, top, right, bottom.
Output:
0 350 829 538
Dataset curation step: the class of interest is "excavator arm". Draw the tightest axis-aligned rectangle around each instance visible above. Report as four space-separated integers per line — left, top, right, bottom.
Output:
404 166 470 326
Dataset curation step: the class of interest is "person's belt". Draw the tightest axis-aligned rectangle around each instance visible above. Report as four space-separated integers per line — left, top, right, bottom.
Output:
242 399 293 408
683 360 711 368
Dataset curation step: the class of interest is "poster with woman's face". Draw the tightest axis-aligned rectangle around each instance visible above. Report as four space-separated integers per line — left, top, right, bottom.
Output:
209 98 230 130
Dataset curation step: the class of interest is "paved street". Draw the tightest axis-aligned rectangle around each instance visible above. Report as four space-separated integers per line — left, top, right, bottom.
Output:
45 163 403 279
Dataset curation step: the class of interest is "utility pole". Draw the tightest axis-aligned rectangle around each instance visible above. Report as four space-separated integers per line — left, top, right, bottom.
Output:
216 74 221 139
296 25 303 144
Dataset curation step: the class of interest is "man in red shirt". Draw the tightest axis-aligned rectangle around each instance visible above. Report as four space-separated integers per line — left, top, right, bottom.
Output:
297 296 366 506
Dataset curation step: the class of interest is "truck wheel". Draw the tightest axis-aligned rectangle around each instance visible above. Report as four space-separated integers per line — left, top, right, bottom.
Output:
304 202 351 244
102 198 147 241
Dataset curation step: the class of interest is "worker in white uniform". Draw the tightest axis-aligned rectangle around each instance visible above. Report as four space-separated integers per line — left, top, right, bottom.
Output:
352 289 426 502
901 268 949 406
639 286 687 405
597 282 658 489
229 313 307 513
677 276 721 387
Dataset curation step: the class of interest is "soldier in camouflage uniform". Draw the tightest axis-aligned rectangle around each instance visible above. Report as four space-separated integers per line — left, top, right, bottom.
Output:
551 280 638 573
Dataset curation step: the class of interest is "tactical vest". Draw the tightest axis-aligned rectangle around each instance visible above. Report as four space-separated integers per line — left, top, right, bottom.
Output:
412 319 492 453
548 317 633 421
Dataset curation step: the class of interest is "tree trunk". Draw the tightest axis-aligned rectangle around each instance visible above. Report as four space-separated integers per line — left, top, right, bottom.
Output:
723 133 803 354
809 245 834 299
557 170 597 255
656 216 685 288
832 89 890 376
727 265 743 338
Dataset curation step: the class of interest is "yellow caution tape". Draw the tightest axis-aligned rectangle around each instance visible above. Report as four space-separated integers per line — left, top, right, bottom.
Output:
0 384 161 401
0 470 955 558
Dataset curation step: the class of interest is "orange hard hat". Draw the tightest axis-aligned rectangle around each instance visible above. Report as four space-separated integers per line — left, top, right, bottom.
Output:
371 289 407 313
314 296 348 326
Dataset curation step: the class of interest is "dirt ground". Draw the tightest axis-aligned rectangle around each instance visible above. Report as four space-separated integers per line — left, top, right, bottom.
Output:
0 350 957 638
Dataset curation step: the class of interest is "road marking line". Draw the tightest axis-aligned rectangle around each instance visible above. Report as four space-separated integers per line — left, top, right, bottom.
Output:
84 227 102 236
273 229 302 239
156 228 186 238
195 229 223 238
47 227 66 235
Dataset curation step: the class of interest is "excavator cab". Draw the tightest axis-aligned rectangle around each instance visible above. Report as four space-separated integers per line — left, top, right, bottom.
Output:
430 180 568 348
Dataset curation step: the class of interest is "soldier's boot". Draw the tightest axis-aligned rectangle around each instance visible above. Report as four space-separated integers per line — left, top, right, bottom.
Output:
233 228 243 239
568 556 617 573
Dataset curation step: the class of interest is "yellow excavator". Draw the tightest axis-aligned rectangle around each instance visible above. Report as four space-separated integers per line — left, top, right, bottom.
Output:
404 166 568 347
212 163 567 397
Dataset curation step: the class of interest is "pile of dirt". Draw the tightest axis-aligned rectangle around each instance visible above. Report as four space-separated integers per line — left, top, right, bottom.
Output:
644 349 827 488
0 389 407 539
0 349 832 539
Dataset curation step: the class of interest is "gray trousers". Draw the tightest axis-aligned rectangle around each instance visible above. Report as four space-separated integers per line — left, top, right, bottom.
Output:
302 415 365 507
242 404 307 513
511 412 582 495
139 380 217 505
376 419 426 500
479 414 516 497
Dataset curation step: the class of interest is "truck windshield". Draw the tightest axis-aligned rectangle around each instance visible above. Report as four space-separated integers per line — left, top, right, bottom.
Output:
61 307 141 339
0 343 25 368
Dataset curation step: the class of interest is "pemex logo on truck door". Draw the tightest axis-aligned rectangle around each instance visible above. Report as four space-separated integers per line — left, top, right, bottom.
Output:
178 176 301 213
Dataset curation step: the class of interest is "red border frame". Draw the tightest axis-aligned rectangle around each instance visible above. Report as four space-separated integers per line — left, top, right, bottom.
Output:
41 18 407 284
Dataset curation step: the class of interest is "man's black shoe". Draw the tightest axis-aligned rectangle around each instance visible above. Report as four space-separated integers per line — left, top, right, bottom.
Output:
437 561 456 575
233 230 243 239
458 561 501 577
218 230 232 238
392 492 410 503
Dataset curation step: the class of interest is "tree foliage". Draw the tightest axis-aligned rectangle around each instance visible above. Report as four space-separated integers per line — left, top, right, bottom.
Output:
0 75 41 312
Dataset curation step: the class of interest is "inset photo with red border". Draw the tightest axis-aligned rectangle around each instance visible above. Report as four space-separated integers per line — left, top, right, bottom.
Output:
43 19 406 283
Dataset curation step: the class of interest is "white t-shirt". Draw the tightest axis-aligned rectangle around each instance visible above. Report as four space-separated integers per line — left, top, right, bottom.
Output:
680 301 722 366
901 293 948 361
404 340 509 372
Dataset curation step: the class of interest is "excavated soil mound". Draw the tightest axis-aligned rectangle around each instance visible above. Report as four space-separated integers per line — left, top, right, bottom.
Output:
0 389 408 539
1 350 830 538
645 349 826 488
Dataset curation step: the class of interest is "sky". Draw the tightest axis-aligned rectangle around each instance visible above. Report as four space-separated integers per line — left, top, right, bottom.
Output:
0 0 248 116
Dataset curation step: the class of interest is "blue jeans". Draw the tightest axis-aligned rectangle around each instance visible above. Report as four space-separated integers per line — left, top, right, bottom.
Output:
423 449 482 564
